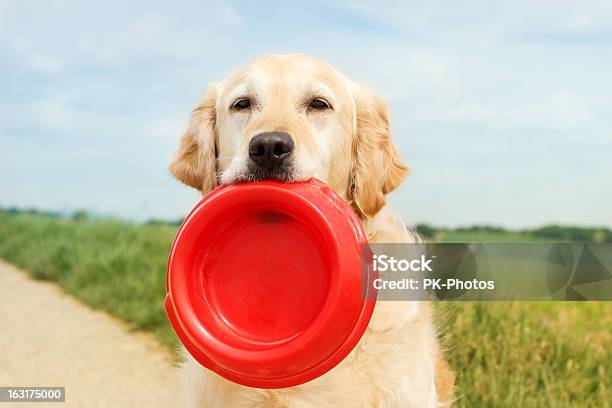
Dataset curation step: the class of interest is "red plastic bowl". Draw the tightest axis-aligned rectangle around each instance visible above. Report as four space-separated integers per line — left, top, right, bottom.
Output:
165 178 376 388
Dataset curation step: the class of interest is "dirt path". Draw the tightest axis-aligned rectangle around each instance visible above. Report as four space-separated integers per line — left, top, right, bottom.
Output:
0 260 185 407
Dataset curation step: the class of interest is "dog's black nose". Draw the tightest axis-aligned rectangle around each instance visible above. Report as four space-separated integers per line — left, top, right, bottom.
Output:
248 132 294 168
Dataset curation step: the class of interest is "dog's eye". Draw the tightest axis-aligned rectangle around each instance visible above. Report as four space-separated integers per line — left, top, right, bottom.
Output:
231 98 252 111
308 97 331 111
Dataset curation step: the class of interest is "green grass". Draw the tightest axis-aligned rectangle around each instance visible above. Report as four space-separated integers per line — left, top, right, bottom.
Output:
0 212 178 349
0 211 610 407
439 302 611 407
438 230 546 243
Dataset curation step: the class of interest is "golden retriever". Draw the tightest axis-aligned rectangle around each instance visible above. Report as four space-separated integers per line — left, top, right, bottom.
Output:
170 54 454 408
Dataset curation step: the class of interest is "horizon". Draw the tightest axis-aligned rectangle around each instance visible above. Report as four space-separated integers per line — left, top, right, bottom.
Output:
4 205 612 232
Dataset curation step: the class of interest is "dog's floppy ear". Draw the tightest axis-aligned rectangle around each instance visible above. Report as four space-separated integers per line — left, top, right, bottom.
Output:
349 85 408 218
170 86 218 194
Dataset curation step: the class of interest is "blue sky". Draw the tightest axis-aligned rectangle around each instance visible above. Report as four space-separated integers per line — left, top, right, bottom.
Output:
1 0 611 227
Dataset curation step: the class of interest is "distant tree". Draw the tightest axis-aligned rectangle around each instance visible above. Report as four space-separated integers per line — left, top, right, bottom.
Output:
145 218 184 226
531 225 566 239
415 224 437 239
531 225 604 242
71 210 89 222
567 228 595 242
456 225 505 233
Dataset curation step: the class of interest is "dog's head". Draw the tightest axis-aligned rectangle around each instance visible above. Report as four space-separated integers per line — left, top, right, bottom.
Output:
170 54 407 218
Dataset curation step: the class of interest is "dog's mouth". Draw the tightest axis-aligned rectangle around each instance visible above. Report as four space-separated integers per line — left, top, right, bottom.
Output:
236 162 296 183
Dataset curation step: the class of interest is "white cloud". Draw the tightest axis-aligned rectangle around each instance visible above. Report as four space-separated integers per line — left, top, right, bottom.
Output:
418 92 607 133
98 15 201 63
11 40 64 75
35 96 75 128
144 116 187 141
219 3 243 26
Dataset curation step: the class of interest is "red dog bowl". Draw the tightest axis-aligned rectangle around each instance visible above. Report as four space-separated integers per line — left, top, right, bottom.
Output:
165 178 376 388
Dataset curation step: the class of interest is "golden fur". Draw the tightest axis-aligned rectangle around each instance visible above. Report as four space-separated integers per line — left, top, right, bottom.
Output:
170 54 454 408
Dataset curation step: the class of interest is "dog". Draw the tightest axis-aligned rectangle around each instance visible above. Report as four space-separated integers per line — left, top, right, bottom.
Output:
170 54 454 408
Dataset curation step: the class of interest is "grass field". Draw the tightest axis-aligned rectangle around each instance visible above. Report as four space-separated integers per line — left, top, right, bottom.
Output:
0 211 610 407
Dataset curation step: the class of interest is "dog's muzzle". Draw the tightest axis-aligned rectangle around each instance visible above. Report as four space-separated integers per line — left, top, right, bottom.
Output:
246 132 295 181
